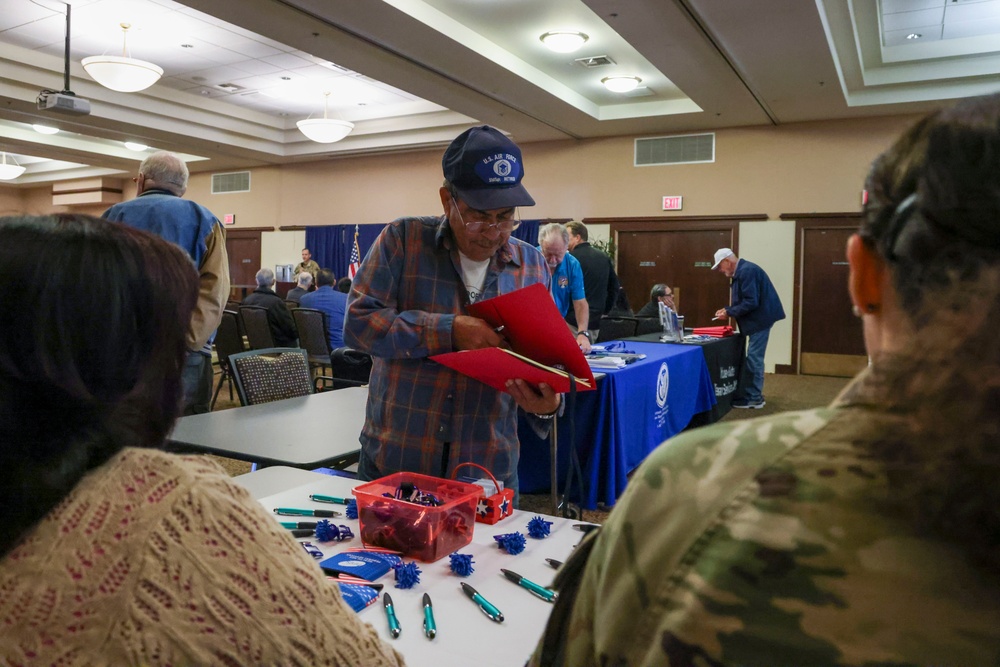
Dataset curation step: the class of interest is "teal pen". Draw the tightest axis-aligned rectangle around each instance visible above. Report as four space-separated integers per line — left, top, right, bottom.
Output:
383 593 401 638
422 593 436 639
273 507 341 517
309 494 349 505
461 582 504 623
279 521 318 529
501 569 558 603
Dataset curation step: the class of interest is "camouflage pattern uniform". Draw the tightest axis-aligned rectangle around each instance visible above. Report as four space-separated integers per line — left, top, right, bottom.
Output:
531 371 1000 666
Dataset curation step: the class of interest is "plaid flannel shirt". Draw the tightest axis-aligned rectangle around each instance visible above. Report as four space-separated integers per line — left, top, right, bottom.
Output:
344 215 550 486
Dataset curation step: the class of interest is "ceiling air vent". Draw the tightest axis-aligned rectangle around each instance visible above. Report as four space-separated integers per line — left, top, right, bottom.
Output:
635 133 715 166
574 55 615 68
212 171 251 194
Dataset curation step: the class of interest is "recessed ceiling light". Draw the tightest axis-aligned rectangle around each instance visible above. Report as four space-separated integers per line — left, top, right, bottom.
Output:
32 124 59 135
907 33 922 40
181 43 194 48
124 141 148 151
540 31 589 53
602 76 642 93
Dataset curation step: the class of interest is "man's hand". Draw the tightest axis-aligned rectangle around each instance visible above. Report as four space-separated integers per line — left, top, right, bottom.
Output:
453 315 505 350
506 379 560 415
714 308 728 320
576 332 592 353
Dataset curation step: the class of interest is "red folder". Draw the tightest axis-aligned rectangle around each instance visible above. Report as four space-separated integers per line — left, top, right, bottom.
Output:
430 282 595 394
691 325 735 337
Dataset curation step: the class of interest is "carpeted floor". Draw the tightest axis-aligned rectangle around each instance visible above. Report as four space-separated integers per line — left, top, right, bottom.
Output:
208 372 852 524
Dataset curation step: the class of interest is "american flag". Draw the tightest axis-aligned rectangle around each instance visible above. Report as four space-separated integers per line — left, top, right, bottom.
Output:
348 224 361 278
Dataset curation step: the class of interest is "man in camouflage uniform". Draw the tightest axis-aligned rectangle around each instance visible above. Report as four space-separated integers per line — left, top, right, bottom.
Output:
530 372 1000 666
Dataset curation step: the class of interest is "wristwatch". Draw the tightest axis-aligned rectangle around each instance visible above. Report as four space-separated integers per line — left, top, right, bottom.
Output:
576 331 592 340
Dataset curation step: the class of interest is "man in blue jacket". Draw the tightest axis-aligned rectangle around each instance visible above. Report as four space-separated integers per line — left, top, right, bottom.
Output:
300 268 348 350
713 248 785 408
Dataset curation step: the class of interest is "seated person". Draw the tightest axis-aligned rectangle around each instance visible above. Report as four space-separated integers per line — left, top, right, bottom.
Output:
337 276 352 294
300 268 348 349
285 270 313 302
531 94 1000 665
635 282 675 318
0 214 402 666
242 267 298 346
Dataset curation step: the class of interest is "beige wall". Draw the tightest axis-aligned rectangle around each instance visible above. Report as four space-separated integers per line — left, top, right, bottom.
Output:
0 113 918 372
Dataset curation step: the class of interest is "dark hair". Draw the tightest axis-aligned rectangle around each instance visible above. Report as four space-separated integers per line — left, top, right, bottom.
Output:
316 268 336 288
565 221 588 242
858 93 1000 570
0 214 198 556
337 277 352 294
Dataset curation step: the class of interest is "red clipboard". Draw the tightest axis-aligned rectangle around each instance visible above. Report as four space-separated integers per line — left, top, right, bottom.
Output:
430 283 595 393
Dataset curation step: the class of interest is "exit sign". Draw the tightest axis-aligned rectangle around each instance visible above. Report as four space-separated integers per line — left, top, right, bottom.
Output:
662 196 683 211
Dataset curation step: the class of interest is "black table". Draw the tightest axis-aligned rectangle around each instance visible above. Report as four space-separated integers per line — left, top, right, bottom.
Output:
624 332 745 424
166 387 367 469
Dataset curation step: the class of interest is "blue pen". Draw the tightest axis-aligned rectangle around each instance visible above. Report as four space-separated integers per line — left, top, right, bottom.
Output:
422 593 436 639
501 569 558 602
309 494 350 505
461 582 504 623
383 593 401 638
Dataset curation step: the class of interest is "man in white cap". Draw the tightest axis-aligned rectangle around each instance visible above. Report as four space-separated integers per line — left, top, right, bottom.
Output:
712 248 785 408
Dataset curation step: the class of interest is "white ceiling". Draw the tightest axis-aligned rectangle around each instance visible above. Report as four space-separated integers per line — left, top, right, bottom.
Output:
2 0 1000 186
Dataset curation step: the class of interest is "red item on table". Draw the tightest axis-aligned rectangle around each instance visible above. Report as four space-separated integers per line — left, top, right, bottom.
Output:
691 325 735 337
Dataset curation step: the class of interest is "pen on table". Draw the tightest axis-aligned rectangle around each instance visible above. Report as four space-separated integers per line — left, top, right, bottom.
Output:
383 593 401 638
574 523 600 534
273 507 341 518
545 558 563 570
501 569 558 603
280 521 318 529
422 593 437 639
288 528 314 538
461 582 504 623
309 494 350 505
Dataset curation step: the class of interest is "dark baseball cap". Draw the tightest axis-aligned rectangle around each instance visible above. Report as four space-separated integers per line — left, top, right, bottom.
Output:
442 125 536 210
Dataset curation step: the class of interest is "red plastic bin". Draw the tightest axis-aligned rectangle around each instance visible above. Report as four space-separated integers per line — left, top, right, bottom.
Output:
351 472 481 562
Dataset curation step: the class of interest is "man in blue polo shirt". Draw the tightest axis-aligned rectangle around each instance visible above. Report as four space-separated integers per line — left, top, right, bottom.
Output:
538 222 591 352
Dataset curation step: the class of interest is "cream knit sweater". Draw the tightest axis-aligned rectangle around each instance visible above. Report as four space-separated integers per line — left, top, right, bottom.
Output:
0 448 404 666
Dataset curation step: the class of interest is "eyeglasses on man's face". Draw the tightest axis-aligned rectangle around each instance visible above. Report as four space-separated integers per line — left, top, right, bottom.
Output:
451 197 520 233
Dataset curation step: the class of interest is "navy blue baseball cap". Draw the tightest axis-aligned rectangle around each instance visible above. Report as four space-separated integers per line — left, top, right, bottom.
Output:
442 125 535 210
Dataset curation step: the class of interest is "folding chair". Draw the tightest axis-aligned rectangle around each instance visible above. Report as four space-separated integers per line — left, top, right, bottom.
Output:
239 305 276 350
210 309 245 409
291 307 332 372
228 347 313 406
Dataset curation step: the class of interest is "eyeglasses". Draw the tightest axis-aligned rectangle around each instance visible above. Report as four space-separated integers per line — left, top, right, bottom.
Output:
451 197 520 233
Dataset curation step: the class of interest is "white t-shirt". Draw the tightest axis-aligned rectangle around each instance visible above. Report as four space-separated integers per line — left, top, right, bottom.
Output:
459 252 490 303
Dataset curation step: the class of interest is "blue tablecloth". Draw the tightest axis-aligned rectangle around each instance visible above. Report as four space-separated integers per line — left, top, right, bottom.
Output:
517 341 716 509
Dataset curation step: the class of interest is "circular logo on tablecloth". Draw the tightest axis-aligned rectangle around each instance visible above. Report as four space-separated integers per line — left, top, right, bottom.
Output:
656 362 669 408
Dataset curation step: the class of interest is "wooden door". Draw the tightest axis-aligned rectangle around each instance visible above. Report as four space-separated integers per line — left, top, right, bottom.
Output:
797 218 867 376
595 217 751 328
225 229 262 300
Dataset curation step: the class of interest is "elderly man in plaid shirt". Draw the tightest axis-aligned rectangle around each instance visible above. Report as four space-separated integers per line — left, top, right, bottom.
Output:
344 126 558 497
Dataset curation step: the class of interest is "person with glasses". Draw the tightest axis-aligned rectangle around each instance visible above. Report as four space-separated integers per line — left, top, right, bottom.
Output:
538 223 592 353
344 125 559 497
636 282 675 318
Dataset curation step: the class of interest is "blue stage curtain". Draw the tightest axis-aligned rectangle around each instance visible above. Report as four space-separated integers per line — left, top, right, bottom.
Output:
306 219 540 281
512 219 540 246
305 224 386 281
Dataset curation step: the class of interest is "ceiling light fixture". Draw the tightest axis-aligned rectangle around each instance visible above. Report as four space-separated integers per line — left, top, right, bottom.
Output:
0 152 26 180
297 92 354 143
602 76 642 93
32 124 60 135
540 31 589 53
82 23 163 93
124 141 148 151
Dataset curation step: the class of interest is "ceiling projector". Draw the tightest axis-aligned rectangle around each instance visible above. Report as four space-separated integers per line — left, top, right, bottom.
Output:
38 92 91 116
